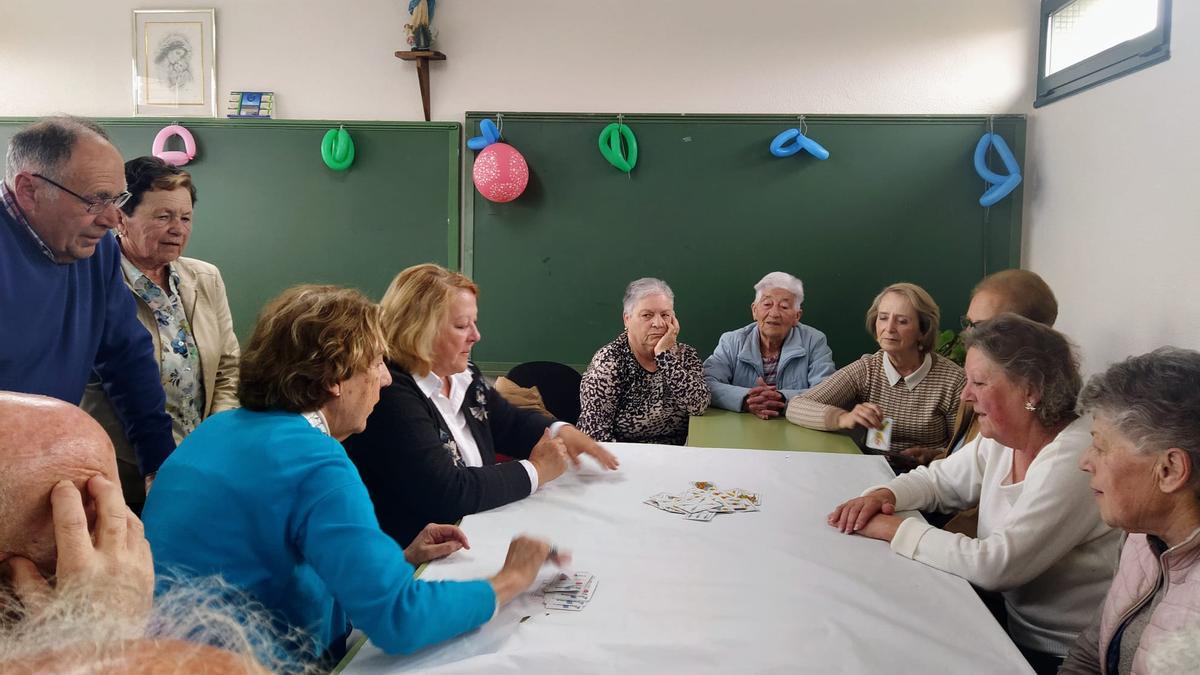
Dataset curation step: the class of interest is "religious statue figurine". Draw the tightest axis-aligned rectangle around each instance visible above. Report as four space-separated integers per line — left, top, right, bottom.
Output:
405 0 435 51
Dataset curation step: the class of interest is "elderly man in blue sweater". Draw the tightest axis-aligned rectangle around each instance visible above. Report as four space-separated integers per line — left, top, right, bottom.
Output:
1 117 174 487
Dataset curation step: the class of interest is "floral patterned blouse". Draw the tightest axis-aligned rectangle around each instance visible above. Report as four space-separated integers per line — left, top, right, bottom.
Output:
578 330 711 446
121 257 205 441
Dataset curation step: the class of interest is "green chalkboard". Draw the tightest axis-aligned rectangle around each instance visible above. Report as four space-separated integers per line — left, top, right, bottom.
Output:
0 118 460 340
464 113 1025 372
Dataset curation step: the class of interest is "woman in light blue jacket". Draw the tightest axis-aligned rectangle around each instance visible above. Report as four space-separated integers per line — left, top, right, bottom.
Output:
704 272 836 418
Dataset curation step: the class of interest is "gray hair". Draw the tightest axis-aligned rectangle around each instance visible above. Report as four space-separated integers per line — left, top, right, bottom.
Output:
4 116 111 185
1078 347 1200 479
963 313 1082 428
622 277 674 315
0 573 322 674
753 271 805 305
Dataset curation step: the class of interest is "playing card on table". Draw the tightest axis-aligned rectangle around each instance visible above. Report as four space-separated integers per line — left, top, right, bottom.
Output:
574 574 598 600
544 595 588 611
541 572 598 610
542 571 595 594
644 482 762 519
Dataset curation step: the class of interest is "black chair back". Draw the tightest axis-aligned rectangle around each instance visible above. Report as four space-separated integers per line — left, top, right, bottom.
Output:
505 361 583 425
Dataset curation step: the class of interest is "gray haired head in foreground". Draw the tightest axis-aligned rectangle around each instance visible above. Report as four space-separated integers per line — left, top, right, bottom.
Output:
622 277 674 316
1078 346 1200 486
0 573 323 674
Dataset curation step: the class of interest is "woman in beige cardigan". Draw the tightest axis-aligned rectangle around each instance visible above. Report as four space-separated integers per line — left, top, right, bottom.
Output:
82 157 239 509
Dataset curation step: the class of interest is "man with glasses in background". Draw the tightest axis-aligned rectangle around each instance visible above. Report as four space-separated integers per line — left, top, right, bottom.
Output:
1 117 175 492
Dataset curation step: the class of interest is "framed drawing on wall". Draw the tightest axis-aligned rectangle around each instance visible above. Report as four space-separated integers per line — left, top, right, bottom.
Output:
132 9 216 116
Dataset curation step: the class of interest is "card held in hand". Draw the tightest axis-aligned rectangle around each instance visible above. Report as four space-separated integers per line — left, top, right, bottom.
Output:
866 417 894 452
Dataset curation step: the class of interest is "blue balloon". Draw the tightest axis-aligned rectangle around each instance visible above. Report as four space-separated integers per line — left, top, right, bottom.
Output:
770 129 802 157
770 128 830 160
980 174 1022 208
480 119 500 144
798 134 830 161
973 132 1022 207
467 118 502 151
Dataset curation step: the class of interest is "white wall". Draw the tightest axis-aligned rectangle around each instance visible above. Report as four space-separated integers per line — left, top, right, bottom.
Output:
18 1 1190 372
0 1 1037 119
1023 2 1200 373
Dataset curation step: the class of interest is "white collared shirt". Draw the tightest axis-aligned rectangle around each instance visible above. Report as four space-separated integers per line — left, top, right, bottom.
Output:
882 352 933 390
303 409 331 435
415 369 542 494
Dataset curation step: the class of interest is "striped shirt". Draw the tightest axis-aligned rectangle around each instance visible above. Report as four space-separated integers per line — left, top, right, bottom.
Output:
761 354 779 387
785 351 964 451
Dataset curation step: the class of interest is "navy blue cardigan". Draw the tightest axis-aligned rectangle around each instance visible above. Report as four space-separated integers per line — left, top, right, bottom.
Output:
0 206 175 474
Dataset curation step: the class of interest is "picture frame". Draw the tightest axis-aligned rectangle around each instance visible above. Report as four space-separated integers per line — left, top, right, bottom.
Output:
132 9 217 117
227 91 274 118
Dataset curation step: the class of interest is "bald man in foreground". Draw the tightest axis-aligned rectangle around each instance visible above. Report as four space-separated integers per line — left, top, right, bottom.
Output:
0 392 273 673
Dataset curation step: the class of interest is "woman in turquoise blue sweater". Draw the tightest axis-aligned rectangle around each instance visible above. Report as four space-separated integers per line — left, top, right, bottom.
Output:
143 285 560 663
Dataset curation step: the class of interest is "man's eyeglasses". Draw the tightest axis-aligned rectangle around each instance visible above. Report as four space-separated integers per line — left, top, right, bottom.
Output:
32 173 131 215
960 315 977 330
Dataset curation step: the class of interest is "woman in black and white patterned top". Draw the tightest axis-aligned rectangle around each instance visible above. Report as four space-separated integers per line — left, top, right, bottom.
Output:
578 278 711 446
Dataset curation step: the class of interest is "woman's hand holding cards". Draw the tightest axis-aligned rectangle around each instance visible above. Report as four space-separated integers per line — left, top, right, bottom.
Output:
529 429 569 484
489 536 570 606
837 403 884 430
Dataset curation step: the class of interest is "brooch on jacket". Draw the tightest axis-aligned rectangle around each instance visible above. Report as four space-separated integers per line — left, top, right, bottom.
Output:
437 426 465 467
466 378 489 423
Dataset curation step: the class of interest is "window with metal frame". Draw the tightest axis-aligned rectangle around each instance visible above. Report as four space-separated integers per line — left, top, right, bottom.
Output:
1035 0 1171 107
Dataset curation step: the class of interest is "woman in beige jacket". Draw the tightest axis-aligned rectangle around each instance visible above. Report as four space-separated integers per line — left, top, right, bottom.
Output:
82 157 239 509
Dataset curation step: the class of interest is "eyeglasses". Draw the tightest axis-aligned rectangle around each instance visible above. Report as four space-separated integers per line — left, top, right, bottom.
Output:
960 315 977 330
32 173 132 215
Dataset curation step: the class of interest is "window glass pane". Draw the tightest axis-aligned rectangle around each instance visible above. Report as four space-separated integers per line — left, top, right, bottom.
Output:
1047 0 1160 75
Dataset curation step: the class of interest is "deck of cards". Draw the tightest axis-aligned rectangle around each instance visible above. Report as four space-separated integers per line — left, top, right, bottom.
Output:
537 572 598 611
644 481 761 520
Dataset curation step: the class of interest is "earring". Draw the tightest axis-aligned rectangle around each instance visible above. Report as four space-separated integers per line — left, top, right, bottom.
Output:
1024 401 1037 412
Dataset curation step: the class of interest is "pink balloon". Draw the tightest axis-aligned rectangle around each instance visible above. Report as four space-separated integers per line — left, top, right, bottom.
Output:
472 143 529 203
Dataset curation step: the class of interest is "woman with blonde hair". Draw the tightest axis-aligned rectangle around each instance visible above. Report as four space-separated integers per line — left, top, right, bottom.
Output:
345 264 618 548
786 282 964 464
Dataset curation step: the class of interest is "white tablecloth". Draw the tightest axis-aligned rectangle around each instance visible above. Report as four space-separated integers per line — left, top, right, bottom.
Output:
344 443 1032 674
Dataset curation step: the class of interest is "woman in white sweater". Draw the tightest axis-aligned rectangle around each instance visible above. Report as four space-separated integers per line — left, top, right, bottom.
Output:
828 314 1121 675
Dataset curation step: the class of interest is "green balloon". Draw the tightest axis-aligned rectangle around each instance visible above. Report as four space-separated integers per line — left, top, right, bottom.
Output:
598 123 637 173
321 128 355 171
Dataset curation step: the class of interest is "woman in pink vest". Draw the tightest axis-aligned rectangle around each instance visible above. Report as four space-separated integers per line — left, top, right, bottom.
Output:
1061 347 1200 674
